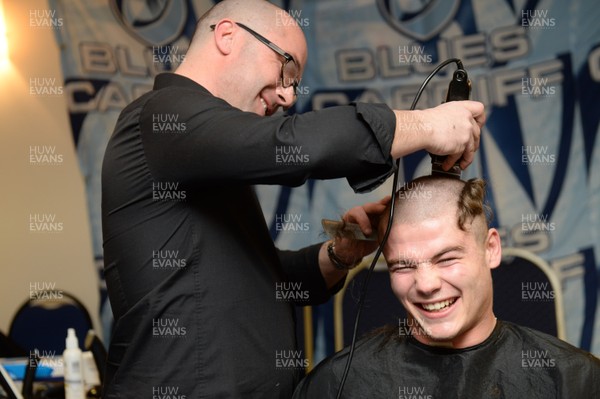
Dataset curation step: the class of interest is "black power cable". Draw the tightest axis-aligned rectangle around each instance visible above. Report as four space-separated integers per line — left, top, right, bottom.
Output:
335 58 467 399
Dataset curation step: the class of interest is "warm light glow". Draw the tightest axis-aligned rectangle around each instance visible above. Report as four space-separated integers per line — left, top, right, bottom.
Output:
0 0 8 68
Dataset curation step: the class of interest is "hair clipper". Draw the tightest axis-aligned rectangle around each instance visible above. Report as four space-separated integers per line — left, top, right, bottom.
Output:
430 68 471 178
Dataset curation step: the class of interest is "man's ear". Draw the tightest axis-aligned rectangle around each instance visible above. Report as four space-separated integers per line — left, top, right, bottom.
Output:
212 20 236 55
485 228 502 270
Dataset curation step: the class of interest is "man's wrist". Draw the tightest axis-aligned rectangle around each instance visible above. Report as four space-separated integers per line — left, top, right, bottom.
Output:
392 110 427 158
326 241 361 270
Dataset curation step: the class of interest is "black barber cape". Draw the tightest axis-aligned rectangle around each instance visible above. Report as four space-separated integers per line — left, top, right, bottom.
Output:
101 73 396 398
293 320 600 398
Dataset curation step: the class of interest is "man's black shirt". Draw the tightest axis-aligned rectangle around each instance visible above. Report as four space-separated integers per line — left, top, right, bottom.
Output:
101 73 396 397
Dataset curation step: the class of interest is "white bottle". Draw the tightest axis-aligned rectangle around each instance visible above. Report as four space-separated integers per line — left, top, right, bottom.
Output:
63 328 86 399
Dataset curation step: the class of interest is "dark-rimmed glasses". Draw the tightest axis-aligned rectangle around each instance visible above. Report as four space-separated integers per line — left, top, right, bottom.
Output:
210 22 300 95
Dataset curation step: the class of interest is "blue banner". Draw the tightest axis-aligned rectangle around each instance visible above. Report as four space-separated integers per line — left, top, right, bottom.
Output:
51 0 600 355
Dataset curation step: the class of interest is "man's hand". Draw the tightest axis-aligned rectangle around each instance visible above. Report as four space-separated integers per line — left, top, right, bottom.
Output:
318 196 391 288
391 101 485 171
332 196 391 263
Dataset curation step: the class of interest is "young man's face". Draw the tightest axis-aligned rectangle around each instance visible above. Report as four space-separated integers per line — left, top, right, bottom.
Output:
383 208 501 348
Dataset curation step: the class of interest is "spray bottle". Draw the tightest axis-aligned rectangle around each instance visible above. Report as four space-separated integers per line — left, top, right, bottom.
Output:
63 328 86 399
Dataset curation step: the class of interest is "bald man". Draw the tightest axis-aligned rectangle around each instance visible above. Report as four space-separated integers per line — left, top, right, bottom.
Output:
293 176 600 398
102 1 485 397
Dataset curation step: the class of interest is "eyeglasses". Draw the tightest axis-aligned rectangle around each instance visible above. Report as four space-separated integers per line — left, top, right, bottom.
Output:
210 22 300 95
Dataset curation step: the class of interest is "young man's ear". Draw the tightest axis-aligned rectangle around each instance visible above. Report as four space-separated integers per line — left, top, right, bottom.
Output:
485 228 502 270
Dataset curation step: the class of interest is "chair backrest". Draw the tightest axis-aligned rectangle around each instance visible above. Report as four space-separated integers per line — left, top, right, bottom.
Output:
334 248 565 352
492 247 566 339
8 290 94 355
295 306 315 373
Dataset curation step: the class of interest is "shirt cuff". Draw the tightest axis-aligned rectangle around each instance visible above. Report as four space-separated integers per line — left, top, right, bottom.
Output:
347 102 397 193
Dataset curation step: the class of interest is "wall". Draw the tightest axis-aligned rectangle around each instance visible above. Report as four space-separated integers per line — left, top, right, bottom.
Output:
0 0 101 338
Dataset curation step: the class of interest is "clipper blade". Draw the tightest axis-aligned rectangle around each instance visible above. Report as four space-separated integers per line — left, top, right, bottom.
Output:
431 155 462 179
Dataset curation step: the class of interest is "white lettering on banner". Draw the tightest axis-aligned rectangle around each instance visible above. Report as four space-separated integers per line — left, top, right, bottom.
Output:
315 57 565 110
80 42 117 74
336 26 529 82
497 225 587 284
551 253 586 281
65 81 152 113
328 24 571 109
449 32 488 68
64 41 191 113
378 47 411 78
336 49 376 81
79 42 187 76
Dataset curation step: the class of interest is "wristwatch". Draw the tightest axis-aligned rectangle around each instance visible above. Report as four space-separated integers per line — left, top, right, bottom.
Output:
327 241 361 270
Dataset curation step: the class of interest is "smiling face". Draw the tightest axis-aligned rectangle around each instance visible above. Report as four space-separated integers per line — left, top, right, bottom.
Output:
210 1 306 116
179 0 307 116
380 177 501 348
233 20 305 116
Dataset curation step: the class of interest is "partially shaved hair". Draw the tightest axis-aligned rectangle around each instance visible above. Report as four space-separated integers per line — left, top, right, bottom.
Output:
380 176 493 241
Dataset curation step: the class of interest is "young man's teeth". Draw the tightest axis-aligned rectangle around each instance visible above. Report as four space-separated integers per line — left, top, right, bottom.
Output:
260 98 267 113
421 298 455 312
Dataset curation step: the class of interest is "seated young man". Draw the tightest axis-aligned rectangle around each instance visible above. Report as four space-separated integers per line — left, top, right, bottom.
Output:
293 176 600 398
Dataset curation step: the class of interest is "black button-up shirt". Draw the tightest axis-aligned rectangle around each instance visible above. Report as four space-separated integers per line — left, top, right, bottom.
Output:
101 73 396 397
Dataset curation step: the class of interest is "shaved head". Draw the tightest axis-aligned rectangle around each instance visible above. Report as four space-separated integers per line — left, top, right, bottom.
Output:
192 0 304 54
198 0 288 27
380 176 493 242
176 0 307 113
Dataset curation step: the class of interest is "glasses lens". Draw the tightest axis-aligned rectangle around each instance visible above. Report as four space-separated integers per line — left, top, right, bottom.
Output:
282 59 300 90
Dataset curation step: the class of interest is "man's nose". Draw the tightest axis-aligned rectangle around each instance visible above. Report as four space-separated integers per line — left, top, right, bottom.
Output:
275 84 297 110
413 263 443 296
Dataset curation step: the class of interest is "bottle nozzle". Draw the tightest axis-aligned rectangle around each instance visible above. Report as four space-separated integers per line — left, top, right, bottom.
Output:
66 328 79 350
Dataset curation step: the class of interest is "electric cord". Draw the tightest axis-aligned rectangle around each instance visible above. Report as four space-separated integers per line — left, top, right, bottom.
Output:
335 58 466 399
